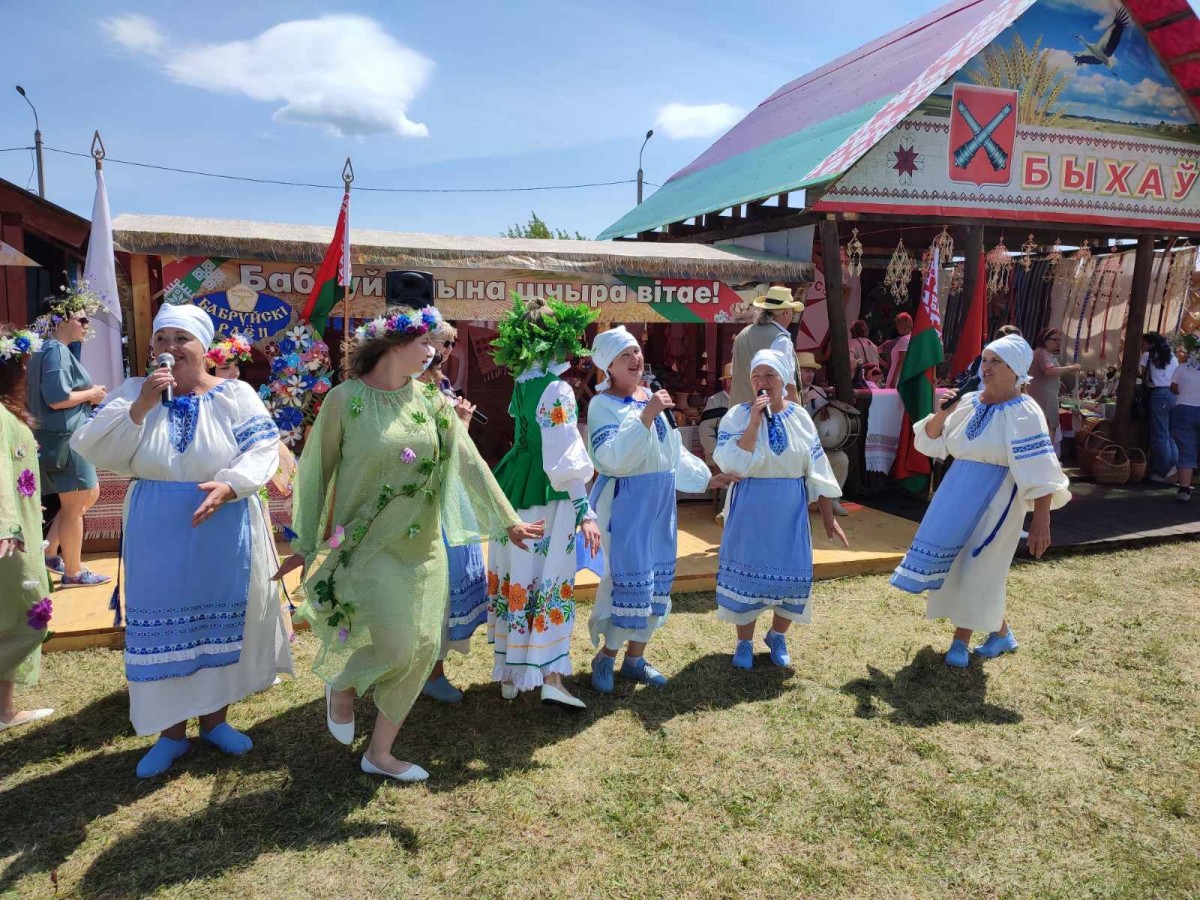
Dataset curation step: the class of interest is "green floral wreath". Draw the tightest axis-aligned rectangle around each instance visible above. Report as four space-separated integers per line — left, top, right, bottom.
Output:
491 292 597 375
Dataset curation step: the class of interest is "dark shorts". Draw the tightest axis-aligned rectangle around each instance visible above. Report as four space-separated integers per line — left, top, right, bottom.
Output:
35 429 98 495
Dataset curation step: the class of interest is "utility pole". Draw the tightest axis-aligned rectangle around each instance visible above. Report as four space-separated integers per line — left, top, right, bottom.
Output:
637 129 654 204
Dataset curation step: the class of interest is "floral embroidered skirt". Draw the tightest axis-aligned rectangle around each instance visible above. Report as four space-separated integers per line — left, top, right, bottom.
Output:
486 498 578 692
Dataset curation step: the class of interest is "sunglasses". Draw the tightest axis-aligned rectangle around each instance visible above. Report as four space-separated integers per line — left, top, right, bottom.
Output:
443 340 456 348
75 317 89 326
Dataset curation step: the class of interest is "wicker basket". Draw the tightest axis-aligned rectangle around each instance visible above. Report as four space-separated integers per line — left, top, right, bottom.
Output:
1126 447 1148 483
1074 417 1112 449
1078 432 1112 474
1093 444 1131 485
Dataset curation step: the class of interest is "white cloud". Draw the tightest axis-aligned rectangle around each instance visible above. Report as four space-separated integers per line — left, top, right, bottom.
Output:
100 14 433 139
1119 77 1188 117
101 13 165 56
654 102 743 139
1066 70 1112 98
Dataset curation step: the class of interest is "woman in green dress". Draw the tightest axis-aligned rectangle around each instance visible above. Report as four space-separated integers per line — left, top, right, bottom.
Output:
0 327 55 732
279 306 542 782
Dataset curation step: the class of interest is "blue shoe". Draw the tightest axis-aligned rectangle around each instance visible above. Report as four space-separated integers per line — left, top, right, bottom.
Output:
59 567 112 589
199 722 253 756
620 657 668 687
732 640 754 670
136 736 191 778
763 630 791 667
44 556 65 576
973 629 1018 659
591 653 615 693
421 675 464 704
945 639 970 669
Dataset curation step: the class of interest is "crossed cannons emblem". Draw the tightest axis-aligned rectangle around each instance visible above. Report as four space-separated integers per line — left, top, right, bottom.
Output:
952 100 1013 172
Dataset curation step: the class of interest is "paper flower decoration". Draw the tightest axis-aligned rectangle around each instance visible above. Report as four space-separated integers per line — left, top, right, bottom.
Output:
17 469 36 498
26 597 52 630
328 525 346 549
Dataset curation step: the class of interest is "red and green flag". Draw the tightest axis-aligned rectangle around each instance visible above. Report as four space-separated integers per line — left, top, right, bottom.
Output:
893 248 946 492
299 191 351 336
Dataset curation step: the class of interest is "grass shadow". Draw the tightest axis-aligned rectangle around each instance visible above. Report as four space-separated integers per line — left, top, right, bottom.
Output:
840 646 1023 727
0 689 129 765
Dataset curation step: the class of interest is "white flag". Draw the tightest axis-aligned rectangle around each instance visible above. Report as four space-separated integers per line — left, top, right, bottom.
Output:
81 169 126 389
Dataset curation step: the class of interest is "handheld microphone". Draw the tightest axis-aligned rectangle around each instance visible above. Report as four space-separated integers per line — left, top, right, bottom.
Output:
469 408 489 425
649 379 677 429
757 388 775 426
940 375 981 411
156 353 175 407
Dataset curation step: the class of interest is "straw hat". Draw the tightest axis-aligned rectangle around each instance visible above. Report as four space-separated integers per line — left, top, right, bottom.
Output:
795 351 821 370
751 285 805 310
720 362 733 381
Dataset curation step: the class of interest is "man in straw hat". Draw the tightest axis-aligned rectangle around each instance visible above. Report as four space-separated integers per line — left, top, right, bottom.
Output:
730 285 804 407
798 352 849 516
699 362 733 466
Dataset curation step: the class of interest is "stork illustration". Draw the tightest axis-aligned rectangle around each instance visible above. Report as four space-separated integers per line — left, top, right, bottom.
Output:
1073 8 1129 68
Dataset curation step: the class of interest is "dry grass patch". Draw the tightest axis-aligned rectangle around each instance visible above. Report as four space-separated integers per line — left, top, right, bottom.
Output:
2 543 1198 898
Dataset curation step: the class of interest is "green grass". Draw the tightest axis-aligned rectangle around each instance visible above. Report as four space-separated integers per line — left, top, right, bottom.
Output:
2 544 1198 899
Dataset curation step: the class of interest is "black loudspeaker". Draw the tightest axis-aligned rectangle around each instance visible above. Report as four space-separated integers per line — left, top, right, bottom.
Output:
386 270 435 307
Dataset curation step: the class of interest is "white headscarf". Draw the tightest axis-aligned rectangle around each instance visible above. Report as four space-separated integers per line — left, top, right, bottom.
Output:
591 326 639 391
984 334 1034 386
152 304 215 350
750 348 791 384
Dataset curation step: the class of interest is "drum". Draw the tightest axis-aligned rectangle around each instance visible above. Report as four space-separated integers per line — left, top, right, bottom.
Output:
815 400 862 451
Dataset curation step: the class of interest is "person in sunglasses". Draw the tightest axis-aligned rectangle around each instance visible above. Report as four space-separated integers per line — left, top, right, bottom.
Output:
1029 328 1081 459
27 291 110 588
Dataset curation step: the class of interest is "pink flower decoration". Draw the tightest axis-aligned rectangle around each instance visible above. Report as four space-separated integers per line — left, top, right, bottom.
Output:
328 525 345 549
401 448 417 464
26 597 52 630
17 469 36 498
337 627 349 643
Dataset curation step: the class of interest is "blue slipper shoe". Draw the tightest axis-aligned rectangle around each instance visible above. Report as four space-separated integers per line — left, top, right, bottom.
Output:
136 736 191 778
732 640 754 670
973 629 1018 659
591 653 616 693
200 722 253 756
945 638 970 669
421 675 464 704
763 630 791 667
620 657 668 687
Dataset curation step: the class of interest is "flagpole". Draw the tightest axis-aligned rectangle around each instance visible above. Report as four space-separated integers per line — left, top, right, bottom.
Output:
341 156 354 363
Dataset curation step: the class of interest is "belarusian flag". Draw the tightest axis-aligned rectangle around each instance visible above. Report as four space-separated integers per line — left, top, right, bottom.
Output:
299 190 351 336
893 248 946 490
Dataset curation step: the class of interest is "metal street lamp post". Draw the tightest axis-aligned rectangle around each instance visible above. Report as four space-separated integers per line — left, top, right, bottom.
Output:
15 85 45 198
637 129 654 204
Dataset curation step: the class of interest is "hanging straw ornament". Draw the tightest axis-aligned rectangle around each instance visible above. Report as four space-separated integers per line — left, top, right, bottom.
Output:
932 225 954 262
845 227 863 278
884 239 915 302
950 262 965 296
1043 238 1064 282
1019 233 1038 272
1070 240 1092 284
986 235 1014 295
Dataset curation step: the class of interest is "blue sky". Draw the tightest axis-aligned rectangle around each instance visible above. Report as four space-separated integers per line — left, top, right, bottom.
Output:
1 0 954 239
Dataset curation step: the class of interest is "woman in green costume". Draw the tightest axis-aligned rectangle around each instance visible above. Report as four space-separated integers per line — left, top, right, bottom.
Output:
279 306 542 782
0 326 54 732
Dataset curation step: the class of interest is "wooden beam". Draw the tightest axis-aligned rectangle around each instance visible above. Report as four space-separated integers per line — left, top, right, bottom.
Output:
129 253 153 376
1166 49 1200 66
1144 9 1191 30
1114 235 1156 448
661 209 823 244
818 209 1197 241
820 219 855 405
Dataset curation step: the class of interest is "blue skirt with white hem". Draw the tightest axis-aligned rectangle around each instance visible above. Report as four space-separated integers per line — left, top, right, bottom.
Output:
443 534 487 655
716 477 814 625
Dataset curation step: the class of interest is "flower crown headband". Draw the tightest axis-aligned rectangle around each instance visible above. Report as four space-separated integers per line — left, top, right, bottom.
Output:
206 332 254 369
354 306 441 343
0 329 44 363
34 278 104 338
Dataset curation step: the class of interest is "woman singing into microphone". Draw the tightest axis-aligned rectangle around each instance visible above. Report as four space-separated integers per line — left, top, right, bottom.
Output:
713 349 848 670
71 305 293 778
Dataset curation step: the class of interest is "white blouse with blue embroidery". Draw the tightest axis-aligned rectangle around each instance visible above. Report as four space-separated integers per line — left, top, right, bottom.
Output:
587 390 711 491
713 401 841 500
71 377 280 499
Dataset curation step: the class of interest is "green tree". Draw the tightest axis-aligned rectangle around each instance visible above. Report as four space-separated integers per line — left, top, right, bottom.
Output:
503 212 587 240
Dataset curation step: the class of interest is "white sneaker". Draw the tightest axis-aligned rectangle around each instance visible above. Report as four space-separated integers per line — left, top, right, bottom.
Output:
360 754 429 782
540 683 586 710
1178 488 1193 502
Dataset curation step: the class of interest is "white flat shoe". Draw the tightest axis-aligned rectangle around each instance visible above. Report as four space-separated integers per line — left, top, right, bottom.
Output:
361 754 429 782
500 682 518 701
0 708 53 732
540 683 586 711
325 685 354 745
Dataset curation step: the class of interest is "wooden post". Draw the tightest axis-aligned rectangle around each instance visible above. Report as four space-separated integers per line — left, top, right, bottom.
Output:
129 253 153 375
819 218 854 404
1114 235 1155 448
959 224 984 352
0 214 27 324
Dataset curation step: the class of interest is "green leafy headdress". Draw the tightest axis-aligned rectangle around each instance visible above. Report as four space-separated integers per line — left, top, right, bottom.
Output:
491 292 597 375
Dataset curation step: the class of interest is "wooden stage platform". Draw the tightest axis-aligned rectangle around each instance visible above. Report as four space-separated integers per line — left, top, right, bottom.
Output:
44 502 919 654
